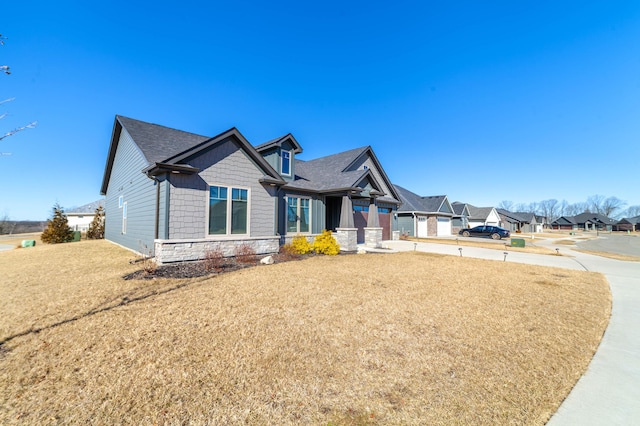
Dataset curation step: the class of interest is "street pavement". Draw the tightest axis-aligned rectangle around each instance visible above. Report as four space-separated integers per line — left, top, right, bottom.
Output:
380 236 640 425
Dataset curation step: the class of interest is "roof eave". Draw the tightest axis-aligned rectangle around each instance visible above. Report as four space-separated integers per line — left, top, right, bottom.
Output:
144 163 200 177
259 176 287 186
100 117 125 195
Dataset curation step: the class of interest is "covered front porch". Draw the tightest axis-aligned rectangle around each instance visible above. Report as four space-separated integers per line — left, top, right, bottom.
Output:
324 192 398 251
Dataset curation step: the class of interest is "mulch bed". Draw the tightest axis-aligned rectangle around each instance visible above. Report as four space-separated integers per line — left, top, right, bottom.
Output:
123 252 331 280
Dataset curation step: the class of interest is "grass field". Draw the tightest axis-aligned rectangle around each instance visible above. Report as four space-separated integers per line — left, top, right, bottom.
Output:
0 240 611 425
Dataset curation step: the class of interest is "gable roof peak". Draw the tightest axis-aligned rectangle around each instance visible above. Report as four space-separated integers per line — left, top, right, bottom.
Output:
255 133 303 154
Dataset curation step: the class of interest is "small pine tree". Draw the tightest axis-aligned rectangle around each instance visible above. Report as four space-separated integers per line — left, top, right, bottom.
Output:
41 203 74 244
86 206 105 239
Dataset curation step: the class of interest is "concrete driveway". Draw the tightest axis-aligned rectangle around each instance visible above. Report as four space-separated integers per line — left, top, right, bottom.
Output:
0 244 14 252
382 237 640 425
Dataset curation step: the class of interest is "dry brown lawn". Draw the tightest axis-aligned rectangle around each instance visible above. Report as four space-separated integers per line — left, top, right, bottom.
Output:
573 249 640 262
0 240 611 425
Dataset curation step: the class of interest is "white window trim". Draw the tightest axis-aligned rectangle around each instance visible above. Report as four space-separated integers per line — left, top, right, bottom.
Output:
122 201 127 234
118 195 123 208
281 150 292 176
286 196 312 234
205 184 251 237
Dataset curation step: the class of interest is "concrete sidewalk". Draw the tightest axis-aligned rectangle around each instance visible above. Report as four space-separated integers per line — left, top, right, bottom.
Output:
380 239 640 425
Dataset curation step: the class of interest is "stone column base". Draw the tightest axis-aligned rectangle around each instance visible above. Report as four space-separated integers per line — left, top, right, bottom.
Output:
392 230 400 241
364 227 383 248
336 228 358 252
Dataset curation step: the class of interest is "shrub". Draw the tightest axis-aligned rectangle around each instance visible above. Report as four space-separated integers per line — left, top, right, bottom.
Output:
86 206 105 239
136 242 156 275
234 243 256 264
278 243 300 261
291 235 312 255
41 203 74 244
203 248 225 272
312 229 340 255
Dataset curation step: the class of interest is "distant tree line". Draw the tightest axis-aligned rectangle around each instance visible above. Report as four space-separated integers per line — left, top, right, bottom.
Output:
0 216 46 234
498 195 639 223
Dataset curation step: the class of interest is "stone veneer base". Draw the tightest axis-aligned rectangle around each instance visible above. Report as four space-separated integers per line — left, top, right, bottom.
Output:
154 236 280 264
335 228 358 252
364 227 383 248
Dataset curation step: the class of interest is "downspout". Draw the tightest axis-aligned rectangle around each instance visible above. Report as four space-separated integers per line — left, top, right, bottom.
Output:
274 187 279 237
154 176 160 239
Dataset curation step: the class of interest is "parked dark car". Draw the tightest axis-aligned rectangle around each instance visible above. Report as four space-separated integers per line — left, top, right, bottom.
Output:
458 225 510 240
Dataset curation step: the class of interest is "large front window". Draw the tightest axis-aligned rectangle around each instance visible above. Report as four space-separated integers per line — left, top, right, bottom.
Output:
209 185 248 235
287 196 310 233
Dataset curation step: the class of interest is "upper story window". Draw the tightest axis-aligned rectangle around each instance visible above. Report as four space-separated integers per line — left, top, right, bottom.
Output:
281 150 291 176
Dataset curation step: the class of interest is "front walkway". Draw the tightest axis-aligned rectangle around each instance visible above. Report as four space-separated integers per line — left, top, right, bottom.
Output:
380 238 640 425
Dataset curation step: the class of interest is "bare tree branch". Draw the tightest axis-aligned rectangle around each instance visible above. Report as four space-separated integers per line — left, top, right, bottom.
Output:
0 121 37 141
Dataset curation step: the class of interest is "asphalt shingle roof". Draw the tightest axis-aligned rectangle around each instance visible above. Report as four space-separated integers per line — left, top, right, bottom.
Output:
572 212 617 225
68 199 105 214
394 185 448 213
117 116 210 165
110 117 400 203
466 205 495 221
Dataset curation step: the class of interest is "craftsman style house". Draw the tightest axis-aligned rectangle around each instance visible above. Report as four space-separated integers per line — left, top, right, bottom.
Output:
551 213 617 231
100 116 401 263
497 209 545 233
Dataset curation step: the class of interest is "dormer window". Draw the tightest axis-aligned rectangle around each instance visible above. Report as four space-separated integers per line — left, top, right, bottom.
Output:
281 150 291 176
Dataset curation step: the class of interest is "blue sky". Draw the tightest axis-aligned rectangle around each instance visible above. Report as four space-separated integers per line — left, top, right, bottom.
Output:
1 1 639 220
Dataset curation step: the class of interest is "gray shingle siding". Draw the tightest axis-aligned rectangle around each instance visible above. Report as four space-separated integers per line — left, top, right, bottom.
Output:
158 177 170 239
167 139 276 239
356 156 395 200
104 128 157 253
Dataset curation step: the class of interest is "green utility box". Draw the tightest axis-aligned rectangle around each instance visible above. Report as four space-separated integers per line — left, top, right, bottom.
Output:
21 240 36 248
511 238 525 248
72 231 81 242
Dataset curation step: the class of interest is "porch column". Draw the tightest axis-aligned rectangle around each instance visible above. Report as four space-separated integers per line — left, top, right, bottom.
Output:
336 195 357 251
339 195 354 228
367 200 379 227
364 198 383 248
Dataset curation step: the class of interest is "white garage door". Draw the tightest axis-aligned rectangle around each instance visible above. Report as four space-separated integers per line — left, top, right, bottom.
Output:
417 216 428 238
437 217 451 236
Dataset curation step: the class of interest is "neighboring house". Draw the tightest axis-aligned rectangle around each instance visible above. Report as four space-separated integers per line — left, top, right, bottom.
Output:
614 215 640 232
67 199 105 232
463 204 501 228
497 209 545 233
551 212 617 231
394 185 454 237
100 116 401 263
451 202 470 233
